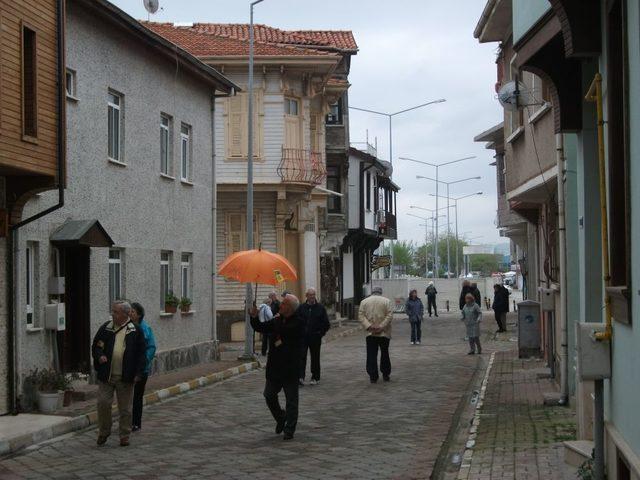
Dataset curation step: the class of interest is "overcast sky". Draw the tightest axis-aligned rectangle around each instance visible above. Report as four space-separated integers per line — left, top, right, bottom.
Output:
112 0 505 246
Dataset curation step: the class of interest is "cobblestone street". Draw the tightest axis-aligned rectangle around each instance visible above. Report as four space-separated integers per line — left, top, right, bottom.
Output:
0 314 483 480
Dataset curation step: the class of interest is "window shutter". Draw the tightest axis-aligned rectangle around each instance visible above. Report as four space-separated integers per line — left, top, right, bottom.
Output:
228 95 244 158
310 114 318 152
227 214 244 254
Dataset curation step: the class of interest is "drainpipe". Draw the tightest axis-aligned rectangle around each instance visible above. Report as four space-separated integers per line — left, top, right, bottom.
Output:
211 89 235 359
556 133 568 404
7 0 66 414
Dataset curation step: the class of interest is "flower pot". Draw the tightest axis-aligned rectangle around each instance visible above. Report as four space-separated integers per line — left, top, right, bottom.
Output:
37 391 61 414
63 390 73 407
164 304 177 314
180 305 191 313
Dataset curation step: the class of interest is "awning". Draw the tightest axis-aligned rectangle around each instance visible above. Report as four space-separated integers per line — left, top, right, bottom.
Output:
50 220 114 247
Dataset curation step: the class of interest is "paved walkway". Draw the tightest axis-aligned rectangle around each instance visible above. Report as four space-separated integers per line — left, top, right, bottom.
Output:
0 314 482 480
455 323 577 480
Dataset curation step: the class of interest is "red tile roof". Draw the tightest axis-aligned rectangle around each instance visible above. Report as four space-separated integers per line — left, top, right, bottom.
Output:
142 22 357 58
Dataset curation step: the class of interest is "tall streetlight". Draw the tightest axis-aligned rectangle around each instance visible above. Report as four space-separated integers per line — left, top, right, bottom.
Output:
415 173 481 278
409 205 447 277
242 0 264 360
429 191 483 278
350 99 446 278
400 156 476 278
465 236 483 276
407 211 446 277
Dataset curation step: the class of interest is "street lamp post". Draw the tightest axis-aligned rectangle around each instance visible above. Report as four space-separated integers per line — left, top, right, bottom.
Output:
242 0 264 360
429 192 483 278
409 205 447 278
350 99 446 278
400 156 476 279
410 168 479 278
407 213 430 278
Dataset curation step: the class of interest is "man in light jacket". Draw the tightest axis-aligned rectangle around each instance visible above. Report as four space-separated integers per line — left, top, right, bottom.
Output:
358 286 394 383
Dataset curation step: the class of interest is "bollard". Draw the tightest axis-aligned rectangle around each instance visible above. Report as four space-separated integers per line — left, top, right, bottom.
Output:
446 300 450 312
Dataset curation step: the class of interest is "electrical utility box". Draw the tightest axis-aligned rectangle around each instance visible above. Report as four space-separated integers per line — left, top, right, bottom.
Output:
44 303 66 331
538 287 555 311
576 323 611 380
518 300 541 358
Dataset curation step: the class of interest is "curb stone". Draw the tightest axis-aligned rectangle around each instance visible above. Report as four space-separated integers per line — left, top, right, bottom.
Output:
456 351 496 480
0 361 260 458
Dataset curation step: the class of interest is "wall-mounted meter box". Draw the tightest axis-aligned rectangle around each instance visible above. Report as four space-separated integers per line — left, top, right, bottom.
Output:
518 300 541 358
577 323 611 380
44 303 66 331
538 287 555 311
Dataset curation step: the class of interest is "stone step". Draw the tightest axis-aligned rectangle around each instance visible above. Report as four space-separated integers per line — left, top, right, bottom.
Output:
564 440 594 467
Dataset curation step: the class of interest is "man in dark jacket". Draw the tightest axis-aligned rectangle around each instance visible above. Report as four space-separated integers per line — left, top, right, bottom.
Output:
298 288 330 386
471 282 482 307
459 280 474 310
492 284 510 332
251 294 304 440
92 301 146 447
424 281 438 317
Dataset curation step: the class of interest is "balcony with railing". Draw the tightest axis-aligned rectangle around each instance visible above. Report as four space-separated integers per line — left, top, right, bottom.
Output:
278 147 327 186
377 210 397 240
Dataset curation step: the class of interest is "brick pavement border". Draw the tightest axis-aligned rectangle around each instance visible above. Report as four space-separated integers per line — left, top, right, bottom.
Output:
456 351 496 480
0 322 363 459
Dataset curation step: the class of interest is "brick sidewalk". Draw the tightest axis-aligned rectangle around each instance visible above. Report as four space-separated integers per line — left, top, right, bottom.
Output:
456 343 577 480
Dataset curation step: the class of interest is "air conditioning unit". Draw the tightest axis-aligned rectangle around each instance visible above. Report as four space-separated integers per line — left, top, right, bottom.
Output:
44 303 66 331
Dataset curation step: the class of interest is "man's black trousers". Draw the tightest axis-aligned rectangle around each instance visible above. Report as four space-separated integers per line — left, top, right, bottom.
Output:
366 336 391 381
427 297 437 316
263 379 299 434
299 336 322 381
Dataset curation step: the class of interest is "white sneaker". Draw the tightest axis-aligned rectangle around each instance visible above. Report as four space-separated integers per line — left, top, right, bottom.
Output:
410 341 415 345
310 379 318 385
416 341 421 345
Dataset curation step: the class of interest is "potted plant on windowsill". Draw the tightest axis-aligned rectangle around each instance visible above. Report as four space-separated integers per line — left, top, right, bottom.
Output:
164 291 179 314
179 297 192 313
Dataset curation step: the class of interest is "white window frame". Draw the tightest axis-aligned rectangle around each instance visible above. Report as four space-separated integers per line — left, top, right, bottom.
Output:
108 249 122 307
108 90 123 162
180 253 192 301
25 243 35 327
160 251 172 309
161 114 171 175
180 123 191 181
65 68 77 99
284 97 300 116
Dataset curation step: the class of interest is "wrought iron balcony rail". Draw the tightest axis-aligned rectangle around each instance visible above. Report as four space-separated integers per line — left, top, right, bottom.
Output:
278 147 327 186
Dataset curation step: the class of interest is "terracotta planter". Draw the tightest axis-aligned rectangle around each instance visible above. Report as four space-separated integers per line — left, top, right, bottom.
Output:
180 305 191 313
164 304 177 314
63 390 73 407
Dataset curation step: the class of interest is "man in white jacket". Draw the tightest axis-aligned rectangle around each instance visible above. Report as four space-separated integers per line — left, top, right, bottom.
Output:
358 287 394 383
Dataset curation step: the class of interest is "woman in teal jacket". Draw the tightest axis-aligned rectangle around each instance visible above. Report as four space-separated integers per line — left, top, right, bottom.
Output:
130 302 156 431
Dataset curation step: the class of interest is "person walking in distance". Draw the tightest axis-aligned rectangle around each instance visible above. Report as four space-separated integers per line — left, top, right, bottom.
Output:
491 283 510 333
250 294 304 440
461 293 483 354
459 280 474 310
358 286 394 383
129 302 156 432
92 301 146 447
298 288 330 386
405 289 424 345
470 282 482 307
424 281 438 317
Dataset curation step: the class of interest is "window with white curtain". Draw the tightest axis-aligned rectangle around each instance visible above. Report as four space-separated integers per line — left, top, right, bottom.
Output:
108 91 123 161
180 253 192 300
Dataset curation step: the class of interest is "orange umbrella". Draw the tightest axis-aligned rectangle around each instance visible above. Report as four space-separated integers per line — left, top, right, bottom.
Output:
218 247 297 286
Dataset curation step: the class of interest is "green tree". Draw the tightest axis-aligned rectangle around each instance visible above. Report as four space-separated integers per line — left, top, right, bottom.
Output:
468 254 501 276
413 235 469 277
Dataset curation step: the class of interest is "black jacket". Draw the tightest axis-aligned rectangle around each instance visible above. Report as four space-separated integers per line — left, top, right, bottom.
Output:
425 285 437 298
492 286 510 313
270 299 280 316
459 286 481 310
297 302 330 339
91 320 146 383
251 312 304 383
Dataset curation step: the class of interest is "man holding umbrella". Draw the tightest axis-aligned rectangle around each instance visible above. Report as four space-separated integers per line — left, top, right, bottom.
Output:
251 294 304 441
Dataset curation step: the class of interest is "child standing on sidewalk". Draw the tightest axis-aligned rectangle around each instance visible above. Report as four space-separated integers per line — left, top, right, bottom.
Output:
461 293 482 354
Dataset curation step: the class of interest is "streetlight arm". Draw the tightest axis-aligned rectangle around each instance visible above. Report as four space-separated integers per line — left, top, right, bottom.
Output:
407 213 429 221
401 157 438 167
439 155 477 167
348 106 390 117
391 99 446 116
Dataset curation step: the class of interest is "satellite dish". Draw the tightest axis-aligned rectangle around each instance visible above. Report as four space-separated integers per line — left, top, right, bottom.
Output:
497 80 536 112
144 0 159 14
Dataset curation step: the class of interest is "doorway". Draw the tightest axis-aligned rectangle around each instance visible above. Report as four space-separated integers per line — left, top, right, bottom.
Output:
57 247 91 373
